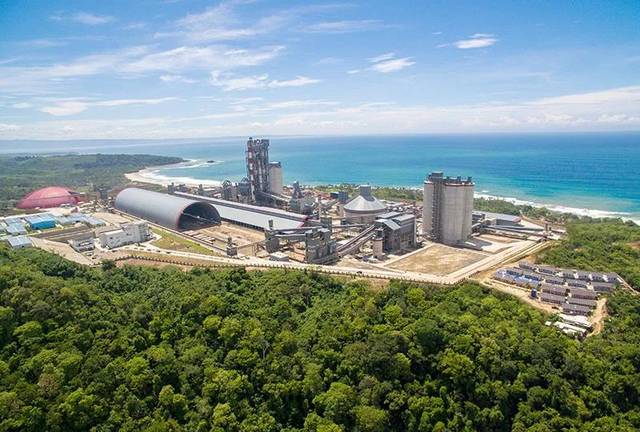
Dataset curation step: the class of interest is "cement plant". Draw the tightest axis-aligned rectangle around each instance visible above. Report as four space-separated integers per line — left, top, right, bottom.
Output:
1 137 627 334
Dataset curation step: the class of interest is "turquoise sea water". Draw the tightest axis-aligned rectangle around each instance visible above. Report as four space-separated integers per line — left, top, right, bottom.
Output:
2 133 639 221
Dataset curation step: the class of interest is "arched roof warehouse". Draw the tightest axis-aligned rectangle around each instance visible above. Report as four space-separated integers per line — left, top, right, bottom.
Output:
115 188 220 230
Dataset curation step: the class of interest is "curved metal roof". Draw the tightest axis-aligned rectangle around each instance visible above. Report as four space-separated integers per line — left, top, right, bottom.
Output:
175 191 308 231
115 188 220 230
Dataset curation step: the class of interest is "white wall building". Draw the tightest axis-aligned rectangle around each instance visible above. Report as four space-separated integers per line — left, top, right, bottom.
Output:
422 172 474 245
99 221 151 249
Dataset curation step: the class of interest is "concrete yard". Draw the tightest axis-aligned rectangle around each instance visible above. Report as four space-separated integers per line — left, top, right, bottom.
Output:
193 221 264 246
91 211 132 225
386 242 488 276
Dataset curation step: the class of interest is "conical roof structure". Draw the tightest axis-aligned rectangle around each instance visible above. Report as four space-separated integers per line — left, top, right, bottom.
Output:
343 185 386 213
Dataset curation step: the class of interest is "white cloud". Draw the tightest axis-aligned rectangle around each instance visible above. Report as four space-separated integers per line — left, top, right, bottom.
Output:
370 57 415 73
0 43 282 95
12 102 32 109
125 22 146 30
122 45 283 74
6 84 640 139
302 20 384 34
0 123 20 132
529 86 640 105
17 38 67 48
368 52 396 63
453 34 498 49
211 73 270 91
210 72 320 91
165 2 287 42
40 97 177 116
358 53 416 73
263 100 338 110
40 101 89 116
160 74 197 83
268 76 321 88
51 12 115 25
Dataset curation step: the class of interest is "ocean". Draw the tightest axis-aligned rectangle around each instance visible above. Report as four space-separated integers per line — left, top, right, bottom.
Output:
2 133 639 222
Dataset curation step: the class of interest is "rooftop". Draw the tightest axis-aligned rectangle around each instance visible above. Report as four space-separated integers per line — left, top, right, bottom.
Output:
176 192 308 231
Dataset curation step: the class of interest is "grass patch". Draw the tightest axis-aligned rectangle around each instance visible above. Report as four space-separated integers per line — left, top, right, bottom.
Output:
150 228 217 256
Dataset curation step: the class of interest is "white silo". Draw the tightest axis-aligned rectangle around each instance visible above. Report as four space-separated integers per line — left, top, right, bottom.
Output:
268 161 283 195
422 172 474 245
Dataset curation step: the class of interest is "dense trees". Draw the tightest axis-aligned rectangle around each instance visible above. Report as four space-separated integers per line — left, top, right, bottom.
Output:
1 242 640 431
0 154 181 210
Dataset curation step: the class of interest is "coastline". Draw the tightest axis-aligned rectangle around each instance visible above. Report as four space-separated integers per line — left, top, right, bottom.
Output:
125 164 640 224
125 160 223 188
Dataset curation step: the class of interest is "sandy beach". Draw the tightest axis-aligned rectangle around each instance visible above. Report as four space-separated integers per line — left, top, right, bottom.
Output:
125 161 223 188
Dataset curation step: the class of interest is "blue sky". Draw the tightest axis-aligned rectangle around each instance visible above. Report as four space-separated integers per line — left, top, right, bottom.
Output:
0 0 639 139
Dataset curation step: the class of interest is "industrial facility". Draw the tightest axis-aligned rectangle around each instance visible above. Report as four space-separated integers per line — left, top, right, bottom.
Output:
422 172 474 246
97 137 424 266
2 138 560 309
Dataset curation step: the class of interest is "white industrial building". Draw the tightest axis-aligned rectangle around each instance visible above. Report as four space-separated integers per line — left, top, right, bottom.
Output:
99 221 151 249
422 172 474 245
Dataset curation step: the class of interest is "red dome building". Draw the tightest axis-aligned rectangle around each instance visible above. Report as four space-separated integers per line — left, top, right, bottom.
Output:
17 186 83 209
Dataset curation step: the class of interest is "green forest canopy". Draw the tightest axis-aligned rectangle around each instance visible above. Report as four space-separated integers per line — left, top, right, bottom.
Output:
0 154 182 210
1 224 639 431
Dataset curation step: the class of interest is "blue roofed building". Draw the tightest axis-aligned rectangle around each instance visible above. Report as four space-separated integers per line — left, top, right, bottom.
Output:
24 214 57 230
